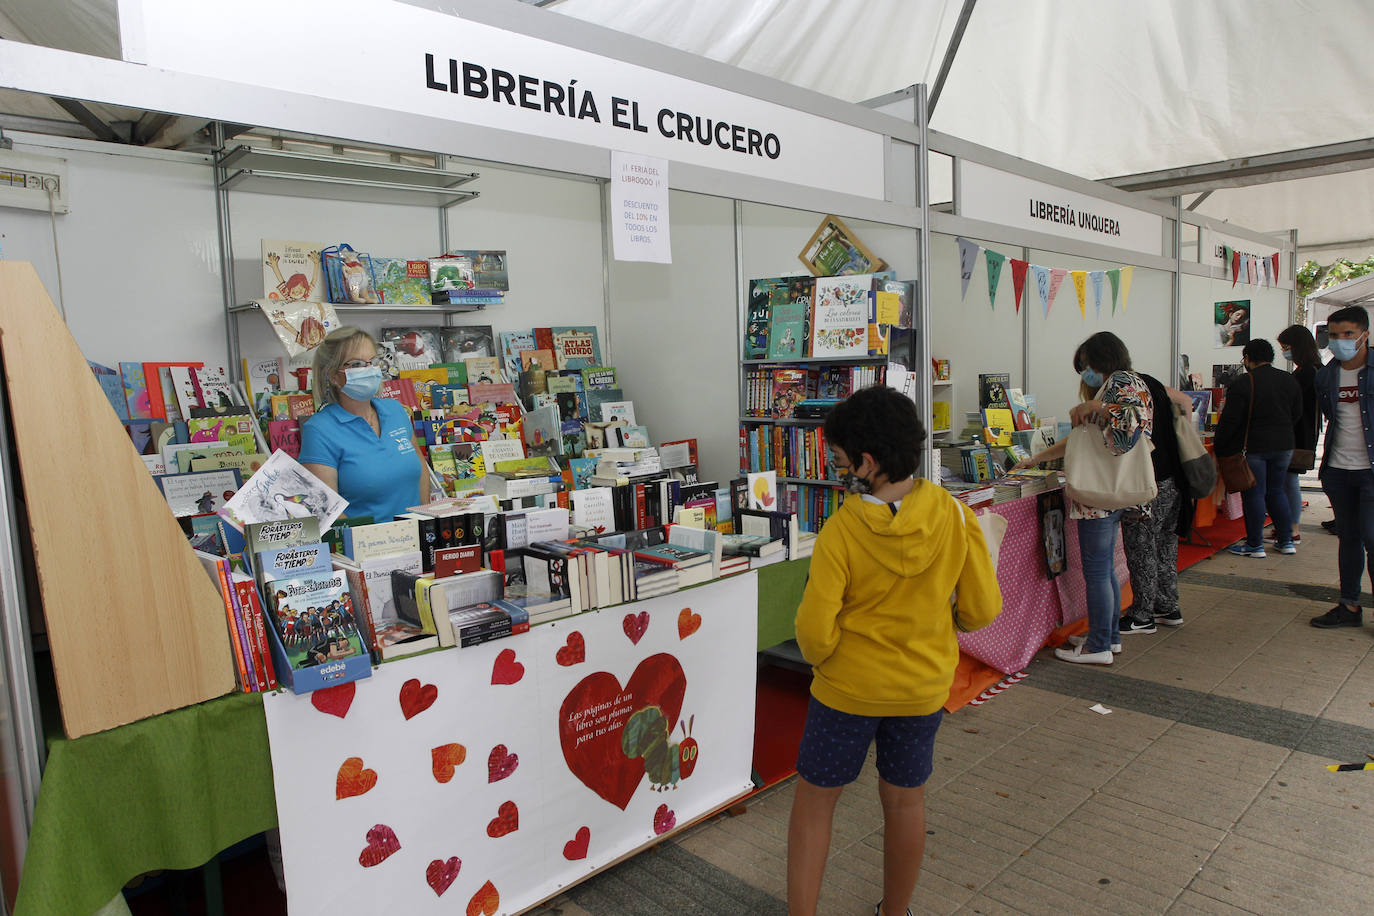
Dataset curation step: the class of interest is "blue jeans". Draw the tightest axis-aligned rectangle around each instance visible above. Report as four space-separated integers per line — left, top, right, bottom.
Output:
1078 511 1123 653
1320 467 1374 606
1242 450 1293 548
1283 469 1302 534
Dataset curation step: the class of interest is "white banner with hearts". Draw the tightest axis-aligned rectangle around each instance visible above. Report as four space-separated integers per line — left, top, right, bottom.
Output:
263 572 759 915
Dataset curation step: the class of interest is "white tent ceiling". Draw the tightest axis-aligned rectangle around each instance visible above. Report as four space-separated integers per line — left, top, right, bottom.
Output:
2 0 1372 259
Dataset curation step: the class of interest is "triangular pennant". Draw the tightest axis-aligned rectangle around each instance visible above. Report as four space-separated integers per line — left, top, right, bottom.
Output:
1248 257 1258 286
1032 265 1051 317
1089 271 1106 318
1071 270 1088 318
984 249 1006 310
1047 268 1067 317
1009 259 1030 314
1271 252 1280 283
1119 266 1134 310
1262 256 1272 287
1107 268 1121 314
957 237 981 300
1231 248 1241 287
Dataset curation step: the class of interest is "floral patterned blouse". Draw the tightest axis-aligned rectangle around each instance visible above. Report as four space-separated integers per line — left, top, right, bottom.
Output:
1069 369 1154 520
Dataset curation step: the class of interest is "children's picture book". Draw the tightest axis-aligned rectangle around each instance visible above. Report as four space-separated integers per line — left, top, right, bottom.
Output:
269 572 364 670
498 329 537 382
798 214 888 277
1007 388 1034 431
746 278 786 358
245 517 323 561
219 449 348 531
88 361 131 421
155 468 244 518
519 348 556 371
550 326 602 369
380 327 443 371
585 388 626 422
569 456 597 490
257 301 340 358
120 361 154 419
770 368 810 418
611 425 651 449
598 400 636 425
468 382 519 406
580 367 617 390
261 239 326 302
982 408 1014 446
873 278 915 328
523 405 563 458
479 438 526 469
811 275 873 358
978 372 1012 410
932 400 952 433
370 257 432 305
446 250 509 290
463 355 504 385
190 365 234 411
188 413 258 453
376 378 420 412
746 470 778 511
441 325 496 362
767 299 809 360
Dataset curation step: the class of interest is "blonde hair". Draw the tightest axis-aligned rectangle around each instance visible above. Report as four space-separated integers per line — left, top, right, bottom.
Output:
312 326 377 405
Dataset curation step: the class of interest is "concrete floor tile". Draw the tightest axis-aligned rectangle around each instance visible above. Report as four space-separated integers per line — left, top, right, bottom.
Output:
1165 889 1259 914
1210 659 1345 715
954 898 1029 916
981 864 1163 916
1191 834 1374 915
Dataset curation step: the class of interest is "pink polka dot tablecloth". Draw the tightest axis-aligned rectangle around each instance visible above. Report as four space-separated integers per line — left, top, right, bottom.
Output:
956 490 1131 675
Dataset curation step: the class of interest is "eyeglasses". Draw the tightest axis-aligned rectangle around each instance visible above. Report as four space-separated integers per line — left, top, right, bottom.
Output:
342 357 381 370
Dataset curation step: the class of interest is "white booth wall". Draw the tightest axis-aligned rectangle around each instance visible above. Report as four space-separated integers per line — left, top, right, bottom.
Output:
1179 274 1291 388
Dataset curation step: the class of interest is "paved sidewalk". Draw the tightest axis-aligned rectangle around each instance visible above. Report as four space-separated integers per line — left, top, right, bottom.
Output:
533 491 1374 914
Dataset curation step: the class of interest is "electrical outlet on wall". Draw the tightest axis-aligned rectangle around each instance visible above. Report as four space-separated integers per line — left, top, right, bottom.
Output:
0 151 69 213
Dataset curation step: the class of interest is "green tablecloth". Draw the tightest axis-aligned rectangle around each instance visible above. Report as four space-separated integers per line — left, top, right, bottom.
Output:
16 566 809 916
15 692 277 916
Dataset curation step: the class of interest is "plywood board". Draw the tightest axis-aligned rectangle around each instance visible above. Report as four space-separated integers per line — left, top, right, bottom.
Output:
0 263 233 737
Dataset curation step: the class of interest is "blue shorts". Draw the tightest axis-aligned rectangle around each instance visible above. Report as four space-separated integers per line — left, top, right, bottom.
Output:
795 697 943 789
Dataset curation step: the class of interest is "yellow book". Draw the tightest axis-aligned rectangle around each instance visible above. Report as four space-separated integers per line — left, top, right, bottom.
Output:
932 401 951 433
982 408 1014 446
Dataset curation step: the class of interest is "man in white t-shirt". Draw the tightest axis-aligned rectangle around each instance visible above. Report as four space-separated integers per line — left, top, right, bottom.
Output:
1313 306 1374 628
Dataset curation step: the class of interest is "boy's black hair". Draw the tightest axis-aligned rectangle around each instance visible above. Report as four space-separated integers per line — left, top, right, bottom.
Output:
823 385 925 481
1327 305 1370 331
1242 338 1274 364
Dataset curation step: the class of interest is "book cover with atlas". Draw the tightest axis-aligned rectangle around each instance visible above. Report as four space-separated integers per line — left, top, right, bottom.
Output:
550 326 602 369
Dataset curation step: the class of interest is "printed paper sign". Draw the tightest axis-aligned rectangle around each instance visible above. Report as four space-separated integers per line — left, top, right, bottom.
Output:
263 574 757 915
611 151 672 264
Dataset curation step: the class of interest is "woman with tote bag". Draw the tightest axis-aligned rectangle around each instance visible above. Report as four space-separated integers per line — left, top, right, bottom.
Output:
1011 332 1154 664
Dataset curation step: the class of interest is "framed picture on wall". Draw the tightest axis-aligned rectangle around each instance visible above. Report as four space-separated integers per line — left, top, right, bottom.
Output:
1214 299 1250 348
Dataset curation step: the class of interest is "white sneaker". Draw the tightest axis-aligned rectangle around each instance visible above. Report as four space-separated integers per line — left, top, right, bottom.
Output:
1068 634 1121 653
1055 643 1113 665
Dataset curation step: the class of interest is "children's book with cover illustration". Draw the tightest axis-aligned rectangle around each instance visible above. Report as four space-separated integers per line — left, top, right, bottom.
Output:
257 301 340 358
1007 388 1034 431
370 257 432 305
746 278 787 358
523 405 563 458
597 400 636 425
770 369 810 418
978 372 1012 410
88 361 130 421
188 413 257 454
261 239 326 302
767 299 809 360
519 349 556 371
441 325 496 362
498 329 537 382
120 362 154 419
581 367 618 390
219 449 348 531
550 326 602 369
269 571 364 671
381 326 444 371
982 408 1015 446
155 468 244 518
463 355 504 386
191 366 234 411
873 278 915 328
811 275 873 358
609 425 650 449
585 388 627 422
446 250 509 290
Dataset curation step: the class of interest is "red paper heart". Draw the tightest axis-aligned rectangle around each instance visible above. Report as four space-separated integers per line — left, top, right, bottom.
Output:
426 856 461 897
431 743 467 784
466 881 500 916
336 756 378 799
357 824 400 867
558 653 687 810
487 744 519 783
677 608 701 639
486 800 519 837
563 825 590 860
622 611 649 645
311 681 356 718
653 803 676 835
556 631 586 666
491 647 525 685
399 678 438 720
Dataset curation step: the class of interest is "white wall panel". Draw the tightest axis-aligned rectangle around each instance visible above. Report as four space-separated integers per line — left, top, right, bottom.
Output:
1180 274 1292 389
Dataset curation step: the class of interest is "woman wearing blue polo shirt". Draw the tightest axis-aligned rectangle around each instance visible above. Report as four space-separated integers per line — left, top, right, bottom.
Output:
299 327 428 520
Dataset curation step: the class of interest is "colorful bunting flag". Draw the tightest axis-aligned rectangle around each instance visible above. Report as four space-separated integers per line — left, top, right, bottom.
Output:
984 249 1006 310
1071 270 1088 318
1048 268 1067 317
1089 270 1105 318
1231 248 1241 287
1009 259 1030 314
1107 268 1121 314
1031 265 1050 317
1271 252 1280 282
1261 256 1271 286
1119 266 1134 310
957 237 981 300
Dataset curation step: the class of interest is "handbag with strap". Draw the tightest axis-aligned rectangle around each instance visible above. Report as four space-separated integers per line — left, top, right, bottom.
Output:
1064 378 1158 510
1217 371 1258 493
1172 398 1218 498
1289 447 1316 473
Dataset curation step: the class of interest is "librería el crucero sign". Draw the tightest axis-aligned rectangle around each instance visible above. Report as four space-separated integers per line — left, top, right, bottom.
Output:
427 56 783 161
121 0 886 200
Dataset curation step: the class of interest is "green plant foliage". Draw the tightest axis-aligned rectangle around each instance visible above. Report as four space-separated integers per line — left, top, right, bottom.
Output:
1298 255 1374 298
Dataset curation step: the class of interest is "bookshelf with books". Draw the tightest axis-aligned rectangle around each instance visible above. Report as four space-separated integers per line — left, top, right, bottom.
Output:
739 265 917 532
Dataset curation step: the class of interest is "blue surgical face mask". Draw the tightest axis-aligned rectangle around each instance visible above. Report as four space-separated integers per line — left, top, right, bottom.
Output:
1280 348 1292 362
340 365 383 401
1329 334 1365 362
1080 367 1104 389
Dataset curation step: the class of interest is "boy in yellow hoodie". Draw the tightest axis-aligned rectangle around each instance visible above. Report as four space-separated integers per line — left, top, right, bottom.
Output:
787 386 1002 916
